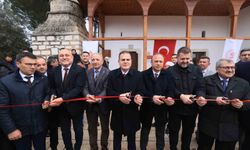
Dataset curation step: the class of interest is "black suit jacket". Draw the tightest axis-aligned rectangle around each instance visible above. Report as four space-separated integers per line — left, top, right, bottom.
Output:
140 68 174 122
50 64 86 117
198 73 250 141
107 68 144 134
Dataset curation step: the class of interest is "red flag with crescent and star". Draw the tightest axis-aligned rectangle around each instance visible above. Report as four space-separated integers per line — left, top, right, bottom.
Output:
153 40 176 64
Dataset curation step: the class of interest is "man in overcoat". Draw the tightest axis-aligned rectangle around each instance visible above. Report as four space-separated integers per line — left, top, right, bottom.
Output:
197 59 250 150
140 53 174 150
107 51 143 150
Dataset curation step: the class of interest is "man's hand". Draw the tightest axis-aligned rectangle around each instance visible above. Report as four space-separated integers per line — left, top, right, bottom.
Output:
231 98 243 109
163 97 175 106
134 94 143 106
119 92 131 104
50 97 63 107
42 100 50 109
216 97 230 105
152 95 164 105
196 96 207 107
180 94 194 104
86 94 97 103
8 129 22 141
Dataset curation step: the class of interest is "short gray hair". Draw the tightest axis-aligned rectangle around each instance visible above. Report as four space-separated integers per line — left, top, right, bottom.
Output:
216 59 234 69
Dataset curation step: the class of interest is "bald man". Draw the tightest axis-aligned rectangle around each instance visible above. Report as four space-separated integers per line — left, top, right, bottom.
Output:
140 53 174 150
83 53 110 150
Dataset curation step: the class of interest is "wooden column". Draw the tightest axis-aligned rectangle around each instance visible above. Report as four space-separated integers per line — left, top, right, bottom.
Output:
88 16 94 39
99 15 105 48
186 15 192 48
87 0 103 40
229 0 246 38
142 15 148 70
184 0 199 48
137 0 155 70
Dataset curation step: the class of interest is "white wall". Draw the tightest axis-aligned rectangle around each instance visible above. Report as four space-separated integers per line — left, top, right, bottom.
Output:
238 6 250 49
104 10 249 70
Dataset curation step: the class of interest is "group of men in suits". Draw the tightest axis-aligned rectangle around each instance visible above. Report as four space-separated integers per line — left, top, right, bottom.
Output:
1 47 250 150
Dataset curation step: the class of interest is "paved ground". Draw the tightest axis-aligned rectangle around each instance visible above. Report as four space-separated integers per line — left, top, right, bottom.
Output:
46 117 199 150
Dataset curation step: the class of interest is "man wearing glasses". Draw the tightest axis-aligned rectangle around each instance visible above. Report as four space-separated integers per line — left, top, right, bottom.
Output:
197 59 250 150
0 52 49 150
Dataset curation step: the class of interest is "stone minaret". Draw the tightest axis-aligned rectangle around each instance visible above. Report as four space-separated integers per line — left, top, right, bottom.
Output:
31 0 88 57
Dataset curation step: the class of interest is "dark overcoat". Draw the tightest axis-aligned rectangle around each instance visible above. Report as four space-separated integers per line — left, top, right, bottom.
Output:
106 68 143 135
198 73 250 141
140 68 174 124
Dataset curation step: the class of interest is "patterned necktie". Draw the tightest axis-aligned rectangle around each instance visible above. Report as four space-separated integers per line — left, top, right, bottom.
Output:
24 76 32 86
221 79 227 92
94 70 99 81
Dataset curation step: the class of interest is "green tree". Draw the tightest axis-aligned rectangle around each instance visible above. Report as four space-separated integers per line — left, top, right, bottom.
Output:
0 0 49 58
9 0 50 29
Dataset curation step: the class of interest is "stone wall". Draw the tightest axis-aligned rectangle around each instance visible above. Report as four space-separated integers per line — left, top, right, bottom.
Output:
31 34 83 57
31 0 88 57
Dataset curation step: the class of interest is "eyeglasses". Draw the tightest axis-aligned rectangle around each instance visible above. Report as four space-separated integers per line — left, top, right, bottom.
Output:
219 66 235 70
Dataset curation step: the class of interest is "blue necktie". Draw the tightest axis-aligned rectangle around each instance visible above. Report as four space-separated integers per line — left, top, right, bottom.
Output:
221 79 227 92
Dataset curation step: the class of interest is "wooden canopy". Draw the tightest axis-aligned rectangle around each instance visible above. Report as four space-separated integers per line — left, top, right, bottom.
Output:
78 0 250 69
79 0 250 16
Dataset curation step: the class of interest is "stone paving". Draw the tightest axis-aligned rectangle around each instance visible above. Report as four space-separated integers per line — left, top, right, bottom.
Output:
46 118 199 150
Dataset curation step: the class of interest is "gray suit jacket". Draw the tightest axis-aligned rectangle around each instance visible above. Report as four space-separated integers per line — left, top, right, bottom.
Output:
83 67 110 114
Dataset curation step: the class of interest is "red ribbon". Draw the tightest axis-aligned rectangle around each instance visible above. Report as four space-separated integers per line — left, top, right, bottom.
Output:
0 96 249 108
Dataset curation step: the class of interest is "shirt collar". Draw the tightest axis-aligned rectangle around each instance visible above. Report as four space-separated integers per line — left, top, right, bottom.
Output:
121 69 129 75
94 67 102 73
218 75 229 82
19 70 34 82
61 64 72 72
152 70 161 76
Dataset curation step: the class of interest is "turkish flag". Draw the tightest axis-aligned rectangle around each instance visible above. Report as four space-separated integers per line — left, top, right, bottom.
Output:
153 40 176 64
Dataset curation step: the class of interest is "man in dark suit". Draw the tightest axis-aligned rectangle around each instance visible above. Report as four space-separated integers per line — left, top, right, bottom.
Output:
232 50 250 150
49 48 86 150
140 53 174 150
197 59 250 150
107 51 143 150
83 53 110 150
167 47 206 150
